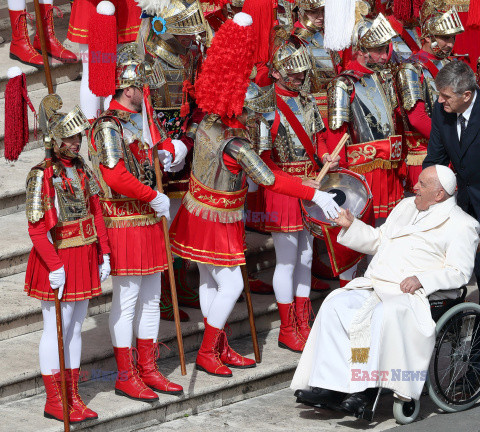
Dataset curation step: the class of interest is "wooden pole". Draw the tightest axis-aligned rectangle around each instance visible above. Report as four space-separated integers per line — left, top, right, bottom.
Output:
33 0 68 426
240 265 261 363
315 133 349 183
33 0 53 94
152 149 187 375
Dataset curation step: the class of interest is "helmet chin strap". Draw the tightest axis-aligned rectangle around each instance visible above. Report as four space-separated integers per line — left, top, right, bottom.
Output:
57 142 80 160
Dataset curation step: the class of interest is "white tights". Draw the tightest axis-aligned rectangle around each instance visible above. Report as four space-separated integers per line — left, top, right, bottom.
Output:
39 300 89 375
109 274 161 348
271 230 313 304
198 263 244 329
8 0 52 10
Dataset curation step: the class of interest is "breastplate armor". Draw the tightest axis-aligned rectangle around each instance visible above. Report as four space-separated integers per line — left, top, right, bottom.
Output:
423 59 448 117
148 41 197 111
52 166 89 222
89 111 157 199
271 94 323 164
192 115 247 192
391 29 421 62
350 73 397 143
302 31 337 92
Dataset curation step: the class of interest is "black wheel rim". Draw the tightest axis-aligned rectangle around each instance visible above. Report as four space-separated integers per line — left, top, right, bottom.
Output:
432 311 480 406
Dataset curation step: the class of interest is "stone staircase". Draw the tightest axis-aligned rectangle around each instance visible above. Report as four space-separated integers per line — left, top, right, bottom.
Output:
0 5 337 429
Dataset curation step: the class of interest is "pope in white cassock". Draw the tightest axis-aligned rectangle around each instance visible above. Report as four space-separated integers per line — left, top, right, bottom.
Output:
291 165 480 414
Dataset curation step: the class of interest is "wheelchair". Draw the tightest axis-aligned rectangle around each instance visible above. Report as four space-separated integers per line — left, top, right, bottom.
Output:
385 287 480 424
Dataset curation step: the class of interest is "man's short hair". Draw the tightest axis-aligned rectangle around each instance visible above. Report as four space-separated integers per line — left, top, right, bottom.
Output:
113 88 125 101
435 61 477 95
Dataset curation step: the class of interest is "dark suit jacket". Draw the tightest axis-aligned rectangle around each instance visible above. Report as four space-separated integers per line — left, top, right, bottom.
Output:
423 89 480 219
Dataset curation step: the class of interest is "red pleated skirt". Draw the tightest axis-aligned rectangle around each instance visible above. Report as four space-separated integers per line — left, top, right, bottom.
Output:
364 168 404 219
67 0 141 43
108 223 168 276
250 187 304 233
24 243 101 302
169 205 246 267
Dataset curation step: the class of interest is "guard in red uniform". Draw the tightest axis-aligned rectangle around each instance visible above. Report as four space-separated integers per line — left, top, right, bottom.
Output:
88 44 185 402
25 95 109 423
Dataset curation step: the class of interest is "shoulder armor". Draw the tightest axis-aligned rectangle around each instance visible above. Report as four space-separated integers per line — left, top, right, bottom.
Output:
25 167 45 223
244 85 276 114
327 76 352 130
224 139 275 187
397 63 423 111
306 94 326 133
90 116 124 169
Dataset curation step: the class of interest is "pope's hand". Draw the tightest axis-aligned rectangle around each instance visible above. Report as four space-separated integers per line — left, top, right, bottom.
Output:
400 276 422 294
333 208 355 228
322 153 341 171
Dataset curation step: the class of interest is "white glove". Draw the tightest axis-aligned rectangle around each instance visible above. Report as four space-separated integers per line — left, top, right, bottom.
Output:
158 150 173 172
171 139 188 169
99 254 111 282
149 191 170 220
49 266 66 300
312 190 341 219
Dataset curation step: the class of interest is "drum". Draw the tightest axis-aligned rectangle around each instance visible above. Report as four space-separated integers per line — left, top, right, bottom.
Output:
301 169 372 239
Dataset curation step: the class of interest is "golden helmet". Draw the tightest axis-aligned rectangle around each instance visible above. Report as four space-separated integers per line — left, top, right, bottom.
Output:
352 13 397 51
420 0 464 38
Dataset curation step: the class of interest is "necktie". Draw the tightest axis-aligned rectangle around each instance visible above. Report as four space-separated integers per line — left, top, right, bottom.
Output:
459 114 467 144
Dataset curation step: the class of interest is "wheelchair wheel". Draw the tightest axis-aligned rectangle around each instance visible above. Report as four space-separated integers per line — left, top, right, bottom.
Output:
427 302 480 413
392 398 420 424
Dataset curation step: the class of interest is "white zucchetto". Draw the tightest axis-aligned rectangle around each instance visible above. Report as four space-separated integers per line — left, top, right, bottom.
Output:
435 165 456 195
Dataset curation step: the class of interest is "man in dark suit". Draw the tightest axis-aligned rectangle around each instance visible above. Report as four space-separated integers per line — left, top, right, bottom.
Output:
423 60 480 288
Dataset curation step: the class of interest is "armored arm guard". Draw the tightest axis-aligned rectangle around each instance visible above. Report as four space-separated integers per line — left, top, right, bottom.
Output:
26 168 45 223
224 139 275 187
397 63 424 111
90 118 124 169
327 76 352 131
83 163 101 196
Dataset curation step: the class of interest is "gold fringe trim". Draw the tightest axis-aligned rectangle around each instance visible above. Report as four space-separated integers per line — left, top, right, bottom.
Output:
349 159 399 174
104 215 161 229
405 153 427 166
351 347 370 364
183 192 244 223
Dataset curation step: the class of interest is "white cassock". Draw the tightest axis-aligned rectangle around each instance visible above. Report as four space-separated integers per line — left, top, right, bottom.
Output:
291 196 480 400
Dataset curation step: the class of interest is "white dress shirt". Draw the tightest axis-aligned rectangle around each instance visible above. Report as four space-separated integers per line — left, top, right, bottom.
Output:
457 90 477 140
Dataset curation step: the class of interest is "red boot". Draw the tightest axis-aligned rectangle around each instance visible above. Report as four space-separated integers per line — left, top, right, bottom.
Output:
42 373 84 423
196 321 232 377
219 328 256 369
136 338 183 395
113 347 159 401
68 369 98 420
248 277 274 295
161 274 190 322
277 302 305 353
33 4 77 63
9 9 44 66
295 297 314 342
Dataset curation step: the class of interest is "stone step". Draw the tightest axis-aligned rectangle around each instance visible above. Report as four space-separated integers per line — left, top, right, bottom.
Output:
0 1 79 101
0 275 332 406
0 228 276 338
0 326 307 432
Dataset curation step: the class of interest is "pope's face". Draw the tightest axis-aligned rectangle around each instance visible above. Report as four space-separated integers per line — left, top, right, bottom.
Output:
413 169 440 211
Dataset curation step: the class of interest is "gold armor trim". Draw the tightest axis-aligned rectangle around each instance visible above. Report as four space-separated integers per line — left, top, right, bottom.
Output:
243 86 276 114
230 142 275 187
84 164 101 196
296 0 325 10
161 0 206 36
356 13 397 50
446 0 469 12
91 120 124 169
273 41 312 76
53 216 98 249
397 63 423 110
327 77 351 130
26 168 45 223
420 1 464 37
